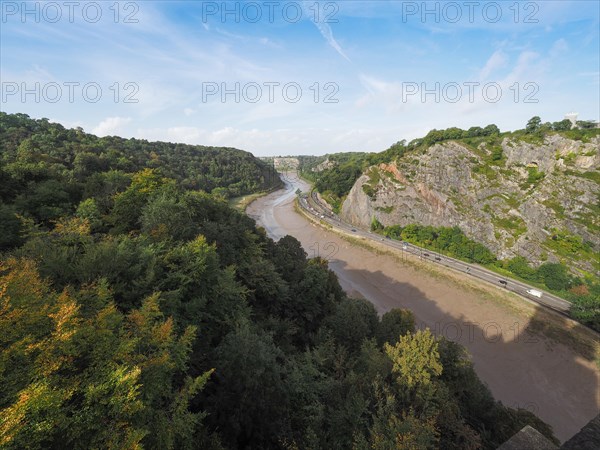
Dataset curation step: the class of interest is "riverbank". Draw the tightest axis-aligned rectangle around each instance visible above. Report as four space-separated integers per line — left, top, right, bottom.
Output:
246 176 600 442
229 184 282 212
296 198 600 366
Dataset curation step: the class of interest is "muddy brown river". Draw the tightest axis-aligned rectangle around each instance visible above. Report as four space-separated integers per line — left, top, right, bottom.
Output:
246 175 599 443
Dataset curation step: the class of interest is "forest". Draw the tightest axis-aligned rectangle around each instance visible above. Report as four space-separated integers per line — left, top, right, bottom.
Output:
0 112 280 250
0 113 559 448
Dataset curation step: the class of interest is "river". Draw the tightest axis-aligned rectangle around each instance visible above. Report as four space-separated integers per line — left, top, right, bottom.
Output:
246 174 599 442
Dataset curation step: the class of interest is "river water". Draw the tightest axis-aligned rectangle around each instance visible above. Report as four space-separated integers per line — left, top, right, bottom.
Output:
246 174 599 442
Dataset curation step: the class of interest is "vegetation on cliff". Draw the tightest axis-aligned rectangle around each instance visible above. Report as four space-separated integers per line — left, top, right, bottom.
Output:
305 118 600 332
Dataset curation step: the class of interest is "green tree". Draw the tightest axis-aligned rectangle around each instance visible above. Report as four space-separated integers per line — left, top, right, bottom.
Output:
552 119 572 131
576 120 597 129
376 309 415 346
208 323 290 449
325 298 379 351
538 263 570 291
525 116 542 133
384 329 443 389
0 258 214 450
0 204 23 250
110 168 174 233
507 256 536 280
483 124 500 136
570 292 600 331
75 198 102 231
141 192 193 240
354 380 439 449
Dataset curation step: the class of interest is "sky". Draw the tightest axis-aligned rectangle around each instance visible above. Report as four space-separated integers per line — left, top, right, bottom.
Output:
1 0 599 156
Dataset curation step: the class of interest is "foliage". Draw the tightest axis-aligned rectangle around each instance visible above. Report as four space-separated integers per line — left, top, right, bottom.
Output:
0 113 560 448
385 329 443 389
576 120 598 129
526 167 545 185
0 258 213 450
507 256 537 280
376 309 415 346
525 116 542 134
0 112 279 233
552 119 572 131
370 216 384 231
382 224 496 265
568 285 600 331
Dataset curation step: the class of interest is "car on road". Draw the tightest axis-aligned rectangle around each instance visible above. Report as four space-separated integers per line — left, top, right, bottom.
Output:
499 280 507 285
526 288 543 298
351 229 356 232
434 256 441 261
402 244 408 250
423 253 430 257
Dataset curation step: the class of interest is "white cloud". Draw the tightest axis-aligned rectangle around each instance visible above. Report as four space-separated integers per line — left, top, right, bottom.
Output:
92 117 132 136
479 50 508 80
355 74 416 111
134 125 402 156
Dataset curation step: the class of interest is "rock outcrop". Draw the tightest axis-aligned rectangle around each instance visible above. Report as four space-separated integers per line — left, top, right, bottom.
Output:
341 135 600 272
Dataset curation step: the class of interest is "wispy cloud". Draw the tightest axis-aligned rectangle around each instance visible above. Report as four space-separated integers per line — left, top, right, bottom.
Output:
1 1 597 155
478 50 508 80
302 1 350 62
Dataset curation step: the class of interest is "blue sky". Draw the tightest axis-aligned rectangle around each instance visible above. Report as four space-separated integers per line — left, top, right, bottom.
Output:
1 1 599 155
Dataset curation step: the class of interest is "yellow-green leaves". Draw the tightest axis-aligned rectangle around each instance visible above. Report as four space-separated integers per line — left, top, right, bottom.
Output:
384 329 443 389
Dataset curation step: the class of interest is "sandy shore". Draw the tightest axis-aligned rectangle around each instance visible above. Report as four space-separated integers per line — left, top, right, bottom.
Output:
246 175 600 443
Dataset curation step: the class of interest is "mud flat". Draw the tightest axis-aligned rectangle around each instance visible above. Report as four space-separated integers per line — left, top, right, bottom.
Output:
246 175 600 443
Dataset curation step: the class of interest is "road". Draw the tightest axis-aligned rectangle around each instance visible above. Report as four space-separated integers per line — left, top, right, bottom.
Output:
299 189 573 316
247 173 600 442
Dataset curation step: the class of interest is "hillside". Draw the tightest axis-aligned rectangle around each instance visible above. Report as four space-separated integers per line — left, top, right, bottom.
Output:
342 134 599 273
306 123 600 331
0 112 280 250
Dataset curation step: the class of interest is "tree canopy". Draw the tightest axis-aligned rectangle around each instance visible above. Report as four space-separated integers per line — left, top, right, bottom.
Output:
0 113 558 449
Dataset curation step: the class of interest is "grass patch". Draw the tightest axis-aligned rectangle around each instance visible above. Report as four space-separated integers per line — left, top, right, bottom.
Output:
557 128 600 143
565 170 600 184
489 213 527 239
542 199 566 219
472 164 499 182
544 230 599 269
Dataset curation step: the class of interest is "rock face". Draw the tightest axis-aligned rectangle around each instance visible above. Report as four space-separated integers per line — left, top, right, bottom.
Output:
341 136 600 272
312 158 337 173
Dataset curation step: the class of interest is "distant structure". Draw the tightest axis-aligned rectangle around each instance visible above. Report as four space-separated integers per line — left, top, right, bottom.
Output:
564 112 578 129
273 157 299 170
497 425 557 449
498 413 600 449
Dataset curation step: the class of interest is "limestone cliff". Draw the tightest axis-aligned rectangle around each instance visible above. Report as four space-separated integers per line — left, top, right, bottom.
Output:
340 135 600 272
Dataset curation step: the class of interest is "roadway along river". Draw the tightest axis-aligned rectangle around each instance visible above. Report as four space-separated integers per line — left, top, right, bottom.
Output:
246 174 600 443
